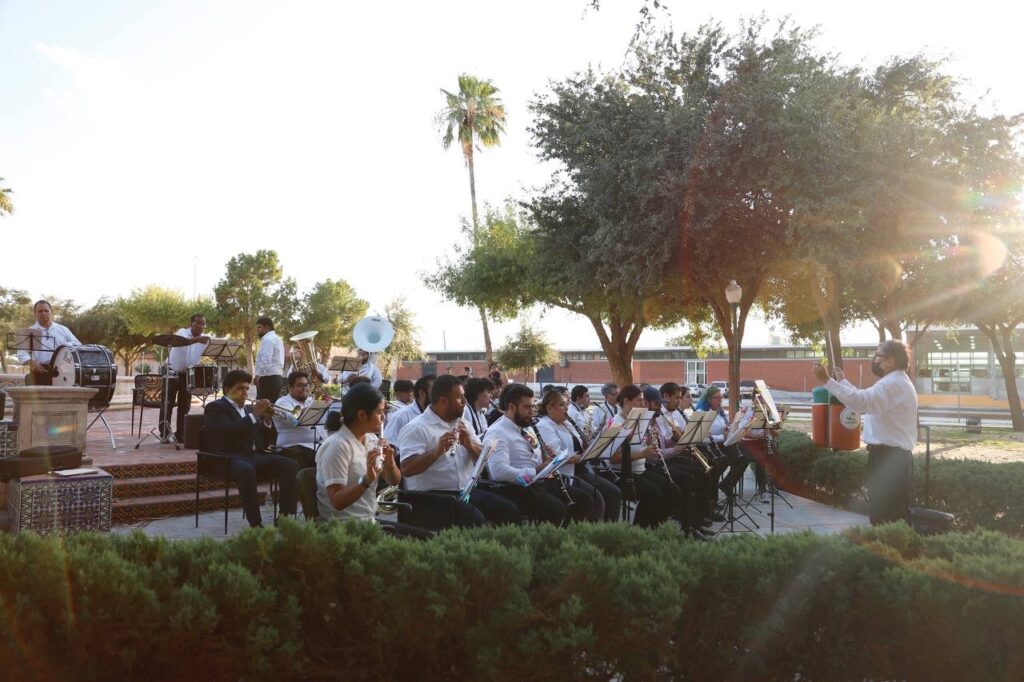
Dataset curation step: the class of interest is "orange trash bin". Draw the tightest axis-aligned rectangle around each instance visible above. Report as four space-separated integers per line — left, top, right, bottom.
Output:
811 404 829 447
828 403 861 451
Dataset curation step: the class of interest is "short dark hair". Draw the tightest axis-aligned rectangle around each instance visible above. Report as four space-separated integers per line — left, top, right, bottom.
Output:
880 339 911 370
190 313 206 324
501 383 534 410
341 383 384 426
570 385 589 402
33 300 51 312
223 369 252 391
414 374 435 402
678 385 691 398
660 382 681 397
430 374 463 405
617 384 642 407
287 371 310 387
601 382 619 397
256 317 273 329
464 377 495 406
393 379 414 393
325 411 342 433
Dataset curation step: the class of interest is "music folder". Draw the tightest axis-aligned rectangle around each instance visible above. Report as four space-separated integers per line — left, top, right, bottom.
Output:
724 405 758 447
459 440 499 502
530 448 572 484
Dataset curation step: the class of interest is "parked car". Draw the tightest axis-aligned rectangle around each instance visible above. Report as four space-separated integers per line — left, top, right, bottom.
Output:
739 379 756 401
708 380 728 399
684 383 705 400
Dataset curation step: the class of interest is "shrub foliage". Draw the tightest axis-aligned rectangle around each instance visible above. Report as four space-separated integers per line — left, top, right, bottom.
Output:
1 521 1022 681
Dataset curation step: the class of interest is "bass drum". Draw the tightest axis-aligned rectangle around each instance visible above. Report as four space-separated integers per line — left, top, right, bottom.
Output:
51 344 118 410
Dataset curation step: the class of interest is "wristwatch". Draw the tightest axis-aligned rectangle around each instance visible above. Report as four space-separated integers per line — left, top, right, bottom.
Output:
357 475 370 489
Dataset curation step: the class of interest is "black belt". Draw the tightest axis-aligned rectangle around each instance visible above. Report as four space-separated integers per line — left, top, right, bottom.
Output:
866 444 908 453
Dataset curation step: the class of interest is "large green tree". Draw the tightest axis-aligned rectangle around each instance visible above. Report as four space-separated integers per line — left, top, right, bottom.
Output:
0 287 31 372
214 250 299 372
374 297 426 381
495 323 559 384
70 298 150 375
299 279 368 364
437 73 507 363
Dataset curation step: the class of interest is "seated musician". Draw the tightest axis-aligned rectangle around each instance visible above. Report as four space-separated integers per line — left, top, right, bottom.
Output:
389 379 415 413
383 374 434 444
315 383 430 538
341 349 382 389
165 313 210 442
604 384 680 528
462 377 494 439
535 388 610 522
567 385 591 427
482 383 568 527
658 382 716 529
274 371 327 469
594 383 620 435
203 369 299 528
398 374 518 527
17 300 80 386
694 385 752 502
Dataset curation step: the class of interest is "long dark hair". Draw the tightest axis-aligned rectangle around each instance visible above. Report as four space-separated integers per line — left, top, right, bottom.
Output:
616 384 642 407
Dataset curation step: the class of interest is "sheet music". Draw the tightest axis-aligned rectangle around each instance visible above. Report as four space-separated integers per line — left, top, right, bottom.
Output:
297 400 331 426
673 411 715 451
459 440 498 502
530 448 572 484
724 405 757 447
579 424 623 461
754 380 781 423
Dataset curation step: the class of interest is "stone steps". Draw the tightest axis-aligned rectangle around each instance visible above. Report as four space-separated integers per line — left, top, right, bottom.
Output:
114 474 223 499
112 487 271 525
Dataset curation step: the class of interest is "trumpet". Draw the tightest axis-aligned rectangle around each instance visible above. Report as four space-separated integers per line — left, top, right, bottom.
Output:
271 403 303 425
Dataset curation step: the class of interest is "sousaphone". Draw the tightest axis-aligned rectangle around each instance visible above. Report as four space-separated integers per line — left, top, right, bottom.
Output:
352 315 395 352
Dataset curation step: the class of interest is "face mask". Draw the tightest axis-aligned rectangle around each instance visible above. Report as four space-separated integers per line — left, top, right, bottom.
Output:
871 360 885 378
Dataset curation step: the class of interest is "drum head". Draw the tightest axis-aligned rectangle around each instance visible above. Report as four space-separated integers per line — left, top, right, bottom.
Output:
51 345 77 386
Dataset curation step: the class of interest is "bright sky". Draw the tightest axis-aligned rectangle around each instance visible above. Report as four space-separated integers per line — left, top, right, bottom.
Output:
2 0 1021 352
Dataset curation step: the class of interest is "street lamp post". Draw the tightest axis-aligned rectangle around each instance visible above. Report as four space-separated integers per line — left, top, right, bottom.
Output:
725 280 743 416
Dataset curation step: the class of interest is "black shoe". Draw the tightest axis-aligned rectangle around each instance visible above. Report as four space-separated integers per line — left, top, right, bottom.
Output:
712 511 726 522
689 528 710 541
701 517 714 528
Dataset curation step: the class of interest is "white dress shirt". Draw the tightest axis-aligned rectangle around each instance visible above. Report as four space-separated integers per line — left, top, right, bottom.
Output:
398 406 478 492
535 416 579 477
483 416 542 483
707 412 728 444
254 330 285 377
383 400 423 443
464 404 489 438
610 412 647 475
316 426 380 522
341 360 382 389
825 371 918 451
274 394 325 449
594 401 618 435
17 321 79 366
168 327 209 373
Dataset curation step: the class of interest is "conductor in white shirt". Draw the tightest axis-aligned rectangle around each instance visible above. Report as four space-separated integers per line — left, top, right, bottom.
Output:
17 300 80 386
254 316 285 401
165 314 211 441
813 339 918 526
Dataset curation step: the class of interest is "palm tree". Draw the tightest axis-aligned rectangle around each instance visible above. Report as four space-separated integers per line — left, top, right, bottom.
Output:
437 74 507 363
0 178 12 216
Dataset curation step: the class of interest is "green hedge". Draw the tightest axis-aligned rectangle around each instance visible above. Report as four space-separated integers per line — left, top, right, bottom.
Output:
1 521 1023 681
775 430 1024 536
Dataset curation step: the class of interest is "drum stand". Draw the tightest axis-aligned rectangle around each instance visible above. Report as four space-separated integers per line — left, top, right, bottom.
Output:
135 372 180 450
88 410 117 449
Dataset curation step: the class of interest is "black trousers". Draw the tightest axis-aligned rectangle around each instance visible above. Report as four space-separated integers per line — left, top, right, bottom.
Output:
865 445 912 525
256 375 283 402
610 468 679 528
494 483 567 526
227 453 299 527
281 444 317 470
575 463 622 522
159 377 192 440
454 488 520 527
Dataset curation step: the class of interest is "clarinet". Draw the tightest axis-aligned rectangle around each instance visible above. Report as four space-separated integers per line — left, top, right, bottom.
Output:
647 414 675 483
530 420 574 508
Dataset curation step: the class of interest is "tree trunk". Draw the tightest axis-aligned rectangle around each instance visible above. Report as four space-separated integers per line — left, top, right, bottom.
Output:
479 305 493 365
587 313 642 386
465 144 492 364
0 353 6 373
980 324 1024 431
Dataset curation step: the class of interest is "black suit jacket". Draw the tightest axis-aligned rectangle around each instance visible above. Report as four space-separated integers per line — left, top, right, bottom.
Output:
203 397 277 457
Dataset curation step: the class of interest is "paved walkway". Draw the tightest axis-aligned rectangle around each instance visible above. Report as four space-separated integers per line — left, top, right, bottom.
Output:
112 468 869 541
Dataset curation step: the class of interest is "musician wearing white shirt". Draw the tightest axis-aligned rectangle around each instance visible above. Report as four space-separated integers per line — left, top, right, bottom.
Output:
163 314 211 441
606 384 679 528
286 343 329 385
482 383 568 527
660 383 719 526
462 377 494 439
341 349 382 389
567 385 590 427
383 374 434 445
388 379 415 413
254 316 285 401
536 389 613 522
594 383 620 435
17 300 80 386
814 340 918 525
274 371 328 468
398 374 518 527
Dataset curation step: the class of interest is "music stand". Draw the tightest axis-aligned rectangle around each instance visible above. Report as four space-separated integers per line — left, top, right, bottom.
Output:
744 393 793 534
297 400 330 450
613 407 645 521
8 329 55 375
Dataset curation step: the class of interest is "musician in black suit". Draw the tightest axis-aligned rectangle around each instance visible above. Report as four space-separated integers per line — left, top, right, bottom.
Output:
203 369 299 527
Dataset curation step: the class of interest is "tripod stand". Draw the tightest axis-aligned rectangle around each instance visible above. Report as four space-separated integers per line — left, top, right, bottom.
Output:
712 442 759 536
